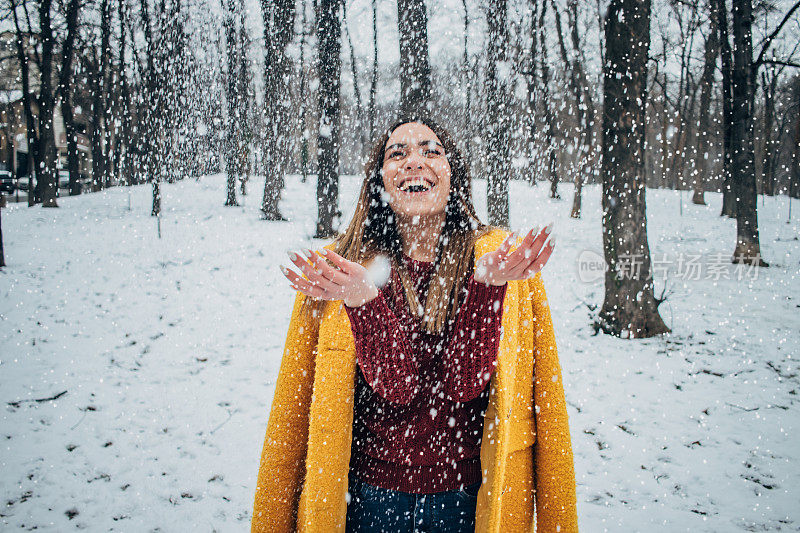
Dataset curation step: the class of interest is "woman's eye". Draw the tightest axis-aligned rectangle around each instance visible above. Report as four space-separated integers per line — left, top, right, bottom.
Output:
389 151 404 159
425 149 442 157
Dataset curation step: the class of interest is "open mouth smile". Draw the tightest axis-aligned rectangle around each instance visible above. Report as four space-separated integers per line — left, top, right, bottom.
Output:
398 176 436 194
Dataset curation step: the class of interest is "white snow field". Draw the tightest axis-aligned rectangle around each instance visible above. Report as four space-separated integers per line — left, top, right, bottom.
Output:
1 173 798 532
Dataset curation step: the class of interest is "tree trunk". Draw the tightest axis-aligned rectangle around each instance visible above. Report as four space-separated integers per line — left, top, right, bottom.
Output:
224 0 239 206
567 0 595 217
37 0 59 207
343 1 364 151
793 77 800 201
0 196 5 267
693 10 718 205
260 0 295 220
315 0 341 238
10 0 40 207
397 0 432 115
100 0 114 190
729 0 767 266
659 73 669 189
714 0 736 216
485 0 510 226
369 0 378 139
667 7 699 193
237 0 253 197
539 0 559 200
599 0 669 338
59 0 81 196
140 0 161 216
760 68 777 196
91 0 112 193
299 0 310 183
116 0 132 186
462 0 473 173
553 0 586 211
524 0 540 187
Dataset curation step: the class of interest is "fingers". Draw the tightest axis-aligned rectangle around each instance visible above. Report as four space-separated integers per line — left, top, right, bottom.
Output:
494 231 518 262
281 264 327 298
285 250 343 296
519 235 556 278
503 226 541 272
320 248 355 274
302 248 349 285
506 223 552 275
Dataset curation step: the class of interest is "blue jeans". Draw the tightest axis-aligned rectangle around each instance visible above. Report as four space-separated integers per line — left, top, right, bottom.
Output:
345 475 480 533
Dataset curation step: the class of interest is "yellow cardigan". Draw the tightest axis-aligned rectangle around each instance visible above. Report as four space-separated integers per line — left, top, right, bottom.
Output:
252 229 578 532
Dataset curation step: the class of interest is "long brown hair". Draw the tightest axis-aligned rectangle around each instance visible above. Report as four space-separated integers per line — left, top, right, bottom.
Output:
303 115 499 334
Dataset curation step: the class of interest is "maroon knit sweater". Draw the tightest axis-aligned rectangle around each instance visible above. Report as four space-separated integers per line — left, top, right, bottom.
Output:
343 253 507 494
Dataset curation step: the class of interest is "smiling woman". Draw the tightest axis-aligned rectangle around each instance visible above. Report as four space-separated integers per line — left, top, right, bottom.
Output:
252 116 577 533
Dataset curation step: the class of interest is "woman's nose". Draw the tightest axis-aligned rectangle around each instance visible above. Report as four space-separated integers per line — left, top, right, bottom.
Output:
404 151 423 169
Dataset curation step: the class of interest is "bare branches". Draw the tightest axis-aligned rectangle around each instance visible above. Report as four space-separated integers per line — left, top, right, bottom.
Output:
760 58 800 68
755 0 800 67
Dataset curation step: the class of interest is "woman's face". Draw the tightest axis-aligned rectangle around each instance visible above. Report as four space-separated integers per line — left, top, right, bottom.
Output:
380 122 452 220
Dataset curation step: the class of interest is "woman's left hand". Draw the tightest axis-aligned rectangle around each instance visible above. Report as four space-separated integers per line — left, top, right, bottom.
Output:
473 225 556 286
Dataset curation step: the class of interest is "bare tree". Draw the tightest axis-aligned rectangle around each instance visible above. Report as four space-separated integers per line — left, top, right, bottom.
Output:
88 0 112 192
223 0 240 206
714 0 736 217
315 0 341 238
599 0 669 338
552 0 594 215
0 194 5 266
538 0 559 200
792 77 800 205
523 0 540 187
692 6 719 206
9 0 39 206
135 0 192 214
567 0 596 217
760 64 779 196
368 0 378 139
299 0 310 182
342 1 365 150
237 1 255 196
10 0 59 206
729 0 767 266
8 0 39 207
397 0 431 115
485 0 510 226
260 0 295 220
113 0 130 186
461 0 471 160
57 0 81 196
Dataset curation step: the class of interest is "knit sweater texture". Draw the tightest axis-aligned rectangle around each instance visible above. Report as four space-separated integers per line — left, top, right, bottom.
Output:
344 254 507 493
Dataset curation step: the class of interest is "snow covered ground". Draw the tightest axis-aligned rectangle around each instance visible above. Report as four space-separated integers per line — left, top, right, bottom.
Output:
1 173 798 532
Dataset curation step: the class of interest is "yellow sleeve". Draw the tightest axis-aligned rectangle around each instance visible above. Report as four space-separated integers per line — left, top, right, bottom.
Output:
530 273 579 532
252 291 320 532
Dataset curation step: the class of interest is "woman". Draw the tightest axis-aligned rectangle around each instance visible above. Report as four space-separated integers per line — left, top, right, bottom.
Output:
252 117 578 533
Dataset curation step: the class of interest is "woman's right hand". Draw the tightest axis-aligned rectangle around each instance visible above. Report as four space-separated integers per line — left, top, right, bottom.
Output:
280 248 380 308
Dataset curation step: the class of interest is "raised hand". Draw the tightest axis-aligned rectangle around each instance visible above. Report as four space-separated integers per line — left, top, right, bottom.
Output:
473 225 556 286
280 248 380 308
